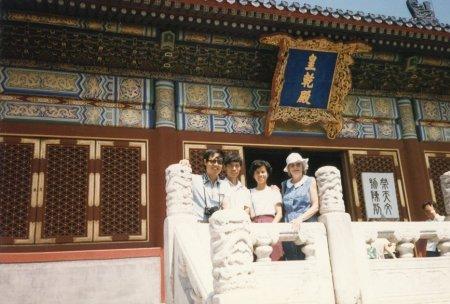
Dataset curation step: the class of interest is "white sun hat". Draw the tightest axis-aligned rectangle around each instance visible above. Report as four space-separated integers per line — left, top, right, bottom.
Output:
283 152 309 173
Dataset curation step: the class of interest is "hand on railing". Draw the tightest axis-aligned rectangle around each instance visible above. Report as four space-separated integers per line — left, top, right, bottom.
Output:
290 217 303 232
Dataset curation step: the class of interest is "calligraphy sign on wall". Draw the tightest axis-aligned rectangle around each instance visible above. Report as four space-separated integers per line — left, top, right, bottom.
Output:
260 34 371 138
361 172 400 220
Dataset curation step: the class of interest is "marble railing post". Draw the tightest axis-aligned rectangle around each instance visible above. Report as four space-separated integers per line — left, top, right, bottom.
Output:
164 164 195 304
438 240 450 256
316 166 362 304
294 227 317 260
209 209 256 304
438 227 450 256
252 228 279 262
390 229 420 258
440 171 450 220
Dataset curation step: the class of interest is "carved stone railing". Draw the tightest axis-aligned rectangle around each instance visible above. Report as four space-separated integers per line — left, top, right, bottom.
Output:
165 164 450 304
316 166 362 304
351 221 450 303
210 211 335 304
164 164 206 304
209 209 255 304
251 223 318 262
355 222 450 258
173 223 213 304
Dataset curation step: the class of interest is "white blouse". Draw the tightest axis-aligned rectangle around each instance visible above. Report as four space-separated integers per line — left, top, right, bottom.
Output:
250 186 282 217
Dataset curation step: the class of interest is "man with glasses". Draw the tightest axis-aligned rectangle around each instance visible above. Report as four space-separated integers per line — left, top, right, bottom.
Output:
180 149 227 222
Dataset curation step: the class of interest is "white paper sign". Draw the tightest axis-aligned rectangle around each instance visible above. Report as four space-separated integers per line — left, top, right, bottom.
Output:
361 172 399 220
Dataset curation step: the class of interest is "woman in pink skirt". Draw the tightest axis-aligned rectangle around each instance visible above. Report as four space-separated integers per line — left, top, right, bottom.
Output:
249 160 284 261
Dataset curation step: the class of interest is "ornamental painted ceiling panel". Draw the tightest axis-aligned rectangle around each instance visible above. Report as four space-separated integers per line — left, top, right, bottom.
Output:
176 82 269 134
0 67 153 107
0 98 152 128
1 20 447 101
274 94 401 140
1 23 276 84
414 99 450 142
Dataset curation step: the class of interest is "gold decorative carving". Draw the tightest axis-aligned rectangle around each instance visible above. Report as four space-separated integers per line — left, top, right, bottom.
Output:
82 76 103 100
185 84 209 107
184 32 210 43
7 69 79 92
228 87 253 109
260 34 371 138
7 12 79 27
6 12 155 38
119 109 142 127
118 78 143 103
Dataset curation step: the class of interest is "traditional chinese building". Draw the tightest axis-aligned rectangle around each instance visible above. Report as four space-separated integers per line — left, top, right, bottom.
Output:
0 0 449 303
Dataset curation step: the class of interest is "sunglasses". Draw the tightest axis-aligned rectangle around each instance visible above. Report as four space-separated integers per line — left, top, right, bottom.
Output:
207 158 223 165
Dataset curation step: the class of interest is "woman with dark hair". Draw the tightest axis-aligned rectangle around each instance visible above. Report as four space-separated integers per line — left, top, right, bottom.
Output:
249 159 284 261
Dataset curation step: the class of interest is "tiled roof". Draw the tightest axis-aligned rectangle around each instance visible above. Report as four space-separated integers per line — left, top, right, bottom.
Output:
214 0 450 32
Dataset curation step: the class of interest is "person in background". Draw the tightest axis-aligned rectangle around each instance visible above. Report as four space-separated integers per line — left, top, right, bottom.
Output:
422 201 445 257
221 153 251 215
180 149 227 222
281 152 319 260
249 159 284 261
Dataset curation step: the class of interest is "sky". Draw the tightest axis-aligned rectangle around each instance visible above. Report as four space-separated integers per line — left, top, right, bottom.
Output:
287 0 450 24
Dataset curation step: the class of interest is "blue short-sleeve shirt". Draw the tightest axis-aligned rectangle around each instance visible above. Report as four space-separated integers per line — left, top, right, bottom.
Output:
282 175 314 223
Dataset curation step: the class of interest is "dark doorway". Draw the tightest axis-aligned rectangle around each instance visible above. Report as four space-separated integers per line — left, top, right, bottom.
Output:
244 147 348 204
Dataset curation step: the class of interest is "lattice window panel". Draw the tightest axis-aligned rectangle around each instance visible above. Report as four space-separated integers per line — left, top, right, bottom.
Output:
95 141 147 241
0 138 39 245
188 148 207 175
1 136 149 246
349 151 407 221
425 153 450 216
36 140 95 244
183 143 246 183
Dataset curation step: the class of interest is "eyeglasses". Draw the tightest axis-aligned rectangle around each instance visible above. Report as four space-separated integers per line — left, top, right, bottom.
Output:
207 158 223 165
288 162 303 167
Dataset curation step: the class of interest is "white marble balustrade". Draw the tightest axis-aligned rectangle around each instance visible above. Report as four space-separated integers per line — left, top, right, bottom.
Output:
352 221 450 304
165 164 450 304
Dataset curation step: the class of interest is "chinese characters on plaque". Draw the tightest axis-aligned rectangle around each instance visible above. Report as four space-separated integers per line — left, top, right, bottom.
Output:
361 172 400 220
297 53 317 104
261 35 371 138
279 49 337 109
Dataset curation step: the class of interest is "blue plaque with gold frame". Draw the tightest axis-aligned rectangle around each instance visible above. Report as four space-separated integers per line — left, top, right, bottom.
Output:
260 34 371 138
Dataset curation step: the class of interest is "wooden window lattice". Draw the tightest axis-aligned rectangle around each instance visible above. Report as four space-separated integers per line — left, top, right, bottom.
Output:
37 142 92 243
0 137 148 246
189 148 208 175
99 146 142 238
0 139 37 244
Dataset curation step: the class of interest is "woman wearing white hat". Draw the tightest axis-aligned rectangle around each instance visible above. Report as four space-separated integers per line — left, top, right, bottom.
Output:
281 152 319 260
